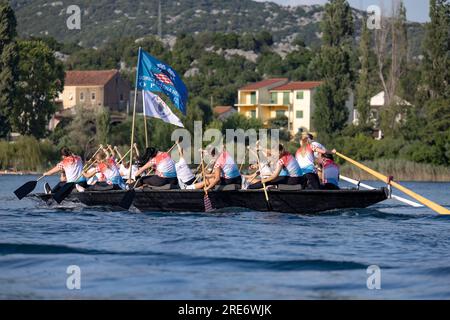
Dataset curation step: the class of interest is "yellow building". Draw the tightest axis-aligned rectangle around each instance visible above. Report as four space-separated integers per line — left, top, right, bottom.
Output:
235 79 354 136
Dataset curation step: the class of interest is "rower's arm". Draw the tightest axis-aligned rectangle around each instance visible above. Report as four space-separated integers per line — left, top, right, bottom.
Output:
177 143 184 157
107 145 116 159
83 168 97 179
262 164 282 184
135 160 153 177
43 166 61 177
205 167 221 192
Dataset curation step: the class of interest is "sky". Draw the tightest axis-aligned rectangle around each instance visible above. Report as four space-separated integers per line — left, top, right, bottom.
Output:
254 0 430 22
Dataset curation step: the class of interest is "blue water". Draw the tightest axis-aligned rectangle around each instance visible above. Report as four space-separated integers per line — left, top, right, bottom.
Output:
0 175 449 300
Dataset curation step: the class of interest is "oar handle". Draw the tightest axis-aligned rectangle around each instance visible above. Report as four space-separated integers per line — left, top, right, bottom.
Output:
37 175 45 182
335 151 450 215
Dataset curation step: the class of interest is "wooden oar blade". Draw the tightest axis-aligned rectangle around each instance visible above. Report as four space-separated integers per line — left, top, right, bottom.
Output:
13 181 38 200
119 189 136 210
204 194 213 212
52 183 75 204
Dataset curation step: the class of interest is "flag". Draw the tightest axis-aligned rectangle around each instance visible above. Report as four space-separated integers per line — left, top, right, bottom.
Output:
143 91 184 128
136 48 188 115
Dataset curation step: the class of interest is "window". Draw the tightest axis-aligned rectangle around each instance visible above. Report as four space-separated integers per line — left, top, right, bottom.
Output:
296 110 304 119
80 92 84 101
250 92 256 105
276 110 286 118
250 110 256 119
270 92 277 104
283 92 290 105
120 93 124 102
91 92 96 101
296 91 304 100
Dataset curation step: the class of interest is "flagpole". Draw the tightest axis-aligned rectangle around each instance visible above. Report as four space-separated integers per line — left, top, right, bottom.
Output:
129 47 142 182
143 92 149 148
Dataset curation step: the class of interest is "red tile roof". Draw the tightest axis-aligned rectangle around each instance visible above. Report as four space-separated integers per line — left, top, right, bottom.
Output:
271 81 323 91
214 106 235 115
240 78 288 91
65 70 119 86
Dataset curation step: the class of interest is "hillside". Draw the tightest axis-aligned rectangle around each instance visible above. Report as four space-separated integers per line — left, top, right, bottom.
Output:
11 0 425 56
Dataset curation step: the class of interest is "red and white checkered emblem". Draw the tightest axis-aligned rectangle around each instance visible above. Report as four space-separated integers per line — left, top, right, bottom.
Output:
155 73 173 85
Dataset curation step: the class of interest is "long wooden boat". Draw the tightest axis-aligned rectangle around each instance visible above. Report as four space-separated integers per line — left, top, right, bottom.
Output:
32 187 389 214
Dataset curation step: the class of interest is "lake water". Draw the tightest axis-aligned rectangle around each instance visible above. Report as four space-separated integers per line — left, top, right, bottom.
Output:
0 175 449 299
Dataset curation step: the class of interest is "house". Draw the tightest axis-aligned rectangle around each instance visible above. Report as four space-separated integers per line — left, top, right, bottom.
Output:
213 106 237 120
56 70 130 112
235 78 354 135
353 91 412 139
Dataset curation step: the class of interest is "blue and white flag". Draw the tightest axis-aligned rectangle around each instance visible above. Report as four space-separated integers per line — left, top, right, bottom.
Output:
143 91 184 128
136 48 188 115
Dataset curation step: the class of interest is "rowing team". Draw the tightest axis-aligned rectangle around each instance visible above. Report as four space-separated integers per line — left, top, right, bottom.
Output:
42 132 340 194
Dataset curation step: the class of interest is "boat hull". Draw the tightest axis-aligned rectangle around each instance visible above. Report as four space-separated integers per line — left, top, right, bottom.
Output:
33 188 389 214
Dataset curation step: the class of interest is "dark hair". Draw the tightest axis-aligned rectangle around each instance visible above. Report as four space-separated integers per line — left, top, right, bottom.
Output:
60 147 72 157
307 133 314 140
141 147 158 164
323 153 334 161
210 147 217 157
278 144 284 153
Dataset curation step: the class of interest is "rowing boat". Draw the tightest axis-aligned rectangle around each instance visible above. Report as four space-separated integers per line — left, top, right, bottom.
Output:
32 187 389 214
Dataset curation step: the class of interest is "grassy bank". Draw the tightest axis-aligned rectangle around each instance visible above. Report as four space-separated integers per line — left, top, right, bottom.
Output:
340 159 450 182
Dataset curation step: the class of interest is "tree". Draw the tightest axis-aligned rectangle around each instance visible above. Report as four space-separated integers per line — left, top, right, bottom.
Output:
374 0 408 108
355 18 372 127
312 0 354 139
422 0 449 100
96 107 111 145
11 40 65 138
0 0 19 138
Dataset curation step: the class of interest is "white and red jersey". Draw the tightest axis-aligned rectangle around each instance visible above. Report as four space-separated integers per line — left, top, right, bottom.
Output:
295 144 318 174
175 157 195 184
213 151 241 179
149 152 177 178
57 155 83 182
96 157 121 183
321 158 340 186
278 152 302 177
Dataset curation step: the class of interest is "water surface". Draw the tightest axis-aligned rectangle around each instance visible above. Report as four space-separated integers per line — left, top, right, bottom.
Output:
0 175 449 299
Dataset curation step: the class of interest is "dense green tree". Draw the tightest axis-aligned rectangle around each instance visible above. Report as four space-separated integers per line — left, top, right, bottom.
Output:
11 40 64 138
355 18 372 127
0 0 18 138
422 0 449 100
312 0 354 140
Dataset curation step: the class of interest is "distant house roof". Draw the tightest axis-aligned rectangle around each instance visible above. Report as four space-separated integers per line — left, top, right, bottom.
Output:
239 78 288 91
370 91 412 107
271 81 323 91
65 70 119 86
214 106 235 115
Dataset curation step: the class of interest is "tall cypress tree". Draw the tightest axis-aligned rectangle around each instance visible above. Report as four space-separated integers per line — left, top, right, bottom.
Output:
422 0 449 100
312 0 354 140
355 17 371 127
0 0 18 138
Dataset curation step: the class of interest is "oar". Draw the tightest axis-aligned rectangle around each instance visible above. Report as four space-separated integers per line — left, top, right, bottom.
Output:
340 175 423 208
334 151 450 215
82 146 102 171
13 175 45 200
200 150 213 212
118 141 180 210
249 146 273 211
117 148 132 165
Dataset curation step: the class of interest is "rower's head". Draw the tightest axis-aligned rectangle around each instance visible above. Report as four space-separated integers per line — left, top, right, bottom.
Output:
322 153 334 161
300 132 310 146
141 147 158 163
210 147 217 158
95 151 105 162
307 133 314 141
60 147 72 159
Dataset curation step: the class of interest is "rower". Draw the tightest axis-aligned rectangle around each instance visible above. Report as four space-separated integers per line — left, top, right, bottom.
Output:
43 147 88 193
319 153 340 190
295 132 327 189
248 144 302 189
134 147 178 187
117 144 139 181
175 142 196 189
187 147 241 191
83 149 126 190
